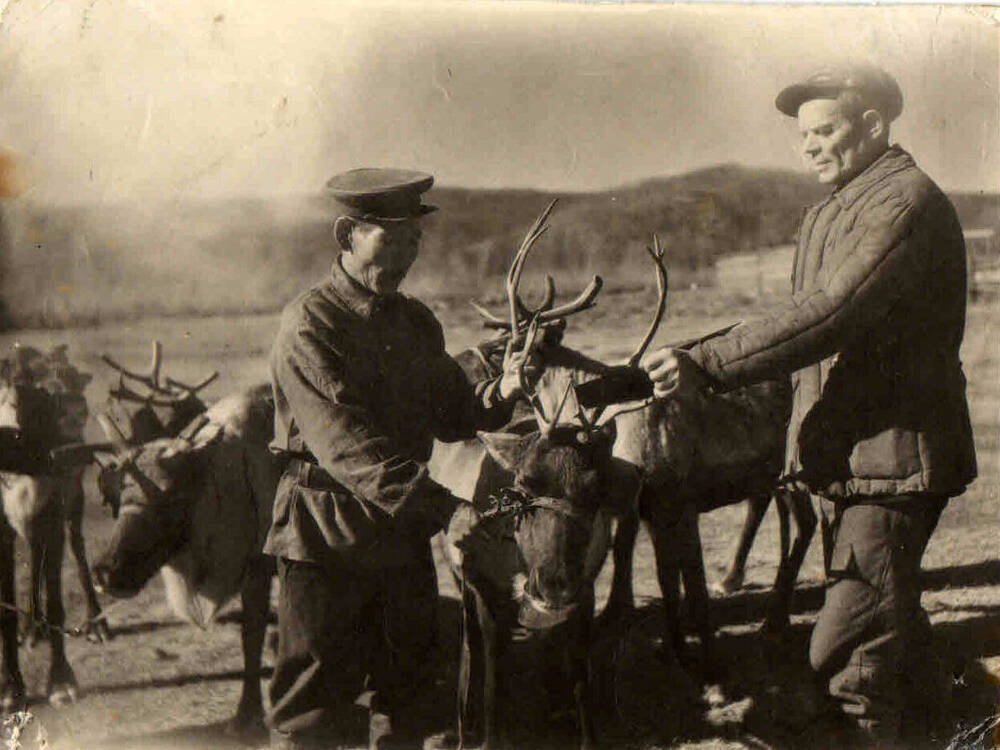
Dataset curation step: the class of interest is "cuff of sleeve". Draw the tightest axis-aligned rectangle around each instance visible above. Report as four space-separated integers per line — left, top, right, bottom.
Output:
687 343 728 393
477 377 508 407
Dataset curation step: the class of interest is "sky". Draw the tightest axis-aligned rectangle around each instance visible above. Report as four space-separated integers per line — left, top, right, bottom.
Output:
0 0 997 204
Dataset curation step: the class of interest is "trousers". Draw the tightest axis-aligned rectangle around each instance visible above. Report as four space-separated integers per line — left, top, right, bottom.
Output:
268 542 438 747
809 494 948 740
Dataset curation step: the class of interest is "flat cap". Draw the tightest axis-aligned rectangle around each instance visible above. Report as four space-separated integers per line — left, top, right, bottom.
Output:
775 64 903 122
325 168 437 221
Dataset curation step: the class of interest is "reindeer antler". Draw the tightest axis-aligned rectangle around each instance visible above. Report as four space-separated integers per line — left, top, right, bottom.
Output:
164 371 219 395
626 234 668 368
102 340 218 400
588 236 669 426
101 341 169 393
470 275 557 330
473 200 603 334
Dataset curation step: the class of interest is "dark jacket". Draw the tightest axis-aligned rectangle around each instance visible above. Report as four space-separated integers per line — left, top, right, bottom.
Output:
688 146 977 499
263 258 512 566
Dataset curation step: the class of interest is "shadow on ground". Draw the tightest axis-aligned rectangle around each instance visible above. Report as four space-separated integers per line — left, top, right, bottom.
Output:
709 558 1000 631
67 720 269 750
585 596 1000 750
56 565 1000 750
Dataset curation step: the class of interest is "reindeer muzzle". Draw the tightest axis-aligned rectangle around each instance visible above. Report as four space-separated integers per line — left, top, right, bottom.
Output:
515 586 581 630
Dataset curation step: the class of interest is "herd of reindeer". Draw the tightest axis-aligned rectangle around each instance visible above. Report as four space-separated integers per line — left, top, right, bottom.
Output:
0 202 820 749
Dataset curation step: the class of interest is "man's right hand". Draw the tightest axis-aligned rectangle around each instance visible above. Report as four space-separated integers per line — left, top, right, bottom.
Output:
640 347 712 401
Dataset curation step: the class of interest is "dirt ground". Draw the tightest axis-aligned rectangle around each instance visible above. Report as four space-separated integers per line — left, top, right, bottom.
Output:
0 286 997 750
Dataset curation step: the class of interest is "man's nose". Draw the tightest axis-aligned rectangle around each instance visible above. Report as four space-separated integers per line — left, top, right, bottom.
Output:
802 134 820 157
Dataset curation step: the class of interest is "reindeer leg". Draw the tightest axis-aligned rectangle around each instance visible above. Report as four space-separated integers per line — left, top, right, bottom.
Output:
457 585 485 747
714 494 771 595
63 475 109 643
474 587 508 750
569 609 597 750
43 503 77 706
0 518 25 713
762 491 791 634
227 555 271 740
647 500 686 667
677 504 719 687
787 490 817 581
24 512 45 650
597 508 639 633
764 489 816 634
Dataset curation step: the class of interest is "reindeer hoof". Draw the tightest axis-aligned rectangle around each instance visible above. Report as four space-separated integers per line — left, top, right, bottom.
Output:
710 574 743 596
224 712 267 744
0 680 26 713
48 682 78 707
85 617 112 644
702 682 727 709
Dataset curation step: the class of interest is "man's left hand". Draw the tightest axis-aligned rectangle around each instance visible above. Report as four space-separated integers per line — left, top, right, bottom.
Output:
498 337 545 401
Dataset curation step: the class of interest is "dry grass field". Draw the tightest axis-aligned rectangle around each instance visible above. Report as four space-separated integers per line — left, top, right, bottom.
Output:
0 283 996 750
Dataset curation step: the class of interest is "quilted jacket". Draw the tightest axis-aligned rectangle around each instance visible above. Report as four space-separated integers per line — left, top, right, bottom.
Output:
688 146 977 499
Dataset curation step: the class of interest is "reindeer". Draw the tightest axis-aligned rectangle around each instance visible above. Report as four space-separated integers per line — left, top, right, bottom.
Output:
55 385 280 739
434 210 668 750
0 346 95 710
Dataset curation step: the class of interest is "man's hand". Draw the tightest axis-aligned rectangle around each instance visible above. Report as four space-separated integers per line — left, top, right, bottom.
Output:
498 337 545 401
640 347 712 401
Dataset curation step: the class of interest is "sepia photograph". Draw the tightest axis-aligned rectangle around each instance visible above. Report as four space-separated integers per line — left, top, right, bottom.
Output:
0 1 996 749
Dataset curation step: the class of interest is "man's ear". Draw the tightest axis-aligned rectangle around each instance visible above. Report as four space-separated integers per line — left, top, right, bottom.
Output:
861 109 887 142
334 216 357 252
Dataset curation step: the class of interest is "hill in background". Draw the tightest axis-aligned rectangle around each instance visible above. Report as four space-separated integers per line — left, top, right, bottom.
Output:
0 164 996 329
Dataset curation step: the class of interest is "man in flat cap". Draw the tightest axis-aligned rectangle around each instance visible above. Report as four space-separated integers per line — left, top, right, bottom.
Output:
642 64 976 745
264 168 538 750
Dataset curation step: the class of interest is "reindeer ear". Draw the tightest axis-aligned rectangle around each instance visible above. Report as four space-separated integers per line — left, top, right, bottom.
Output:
189 422 225 451
477 431 534 474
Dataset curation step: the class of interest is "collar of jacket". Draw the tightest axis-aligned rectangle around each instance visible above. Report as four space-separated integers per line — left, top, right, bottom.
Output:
832 144 915 209
326 255 402 319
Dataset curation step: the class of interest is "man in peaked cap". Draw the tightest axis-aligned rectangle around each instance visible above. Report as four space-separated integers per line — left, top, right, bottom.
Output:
642 64 976 746
265 168 539 750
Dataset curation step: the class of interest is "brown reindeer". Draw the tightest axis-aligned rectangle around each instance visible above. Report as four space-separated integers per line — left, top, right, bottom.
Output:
433 209 666 749
61 385 281 739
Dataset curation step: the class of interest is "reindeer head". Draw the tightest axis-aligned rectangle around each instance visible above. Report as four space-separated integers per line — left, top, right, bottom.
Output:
477 416 618 626
0 351 65 461
100 340 218 443
92 420 223 598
